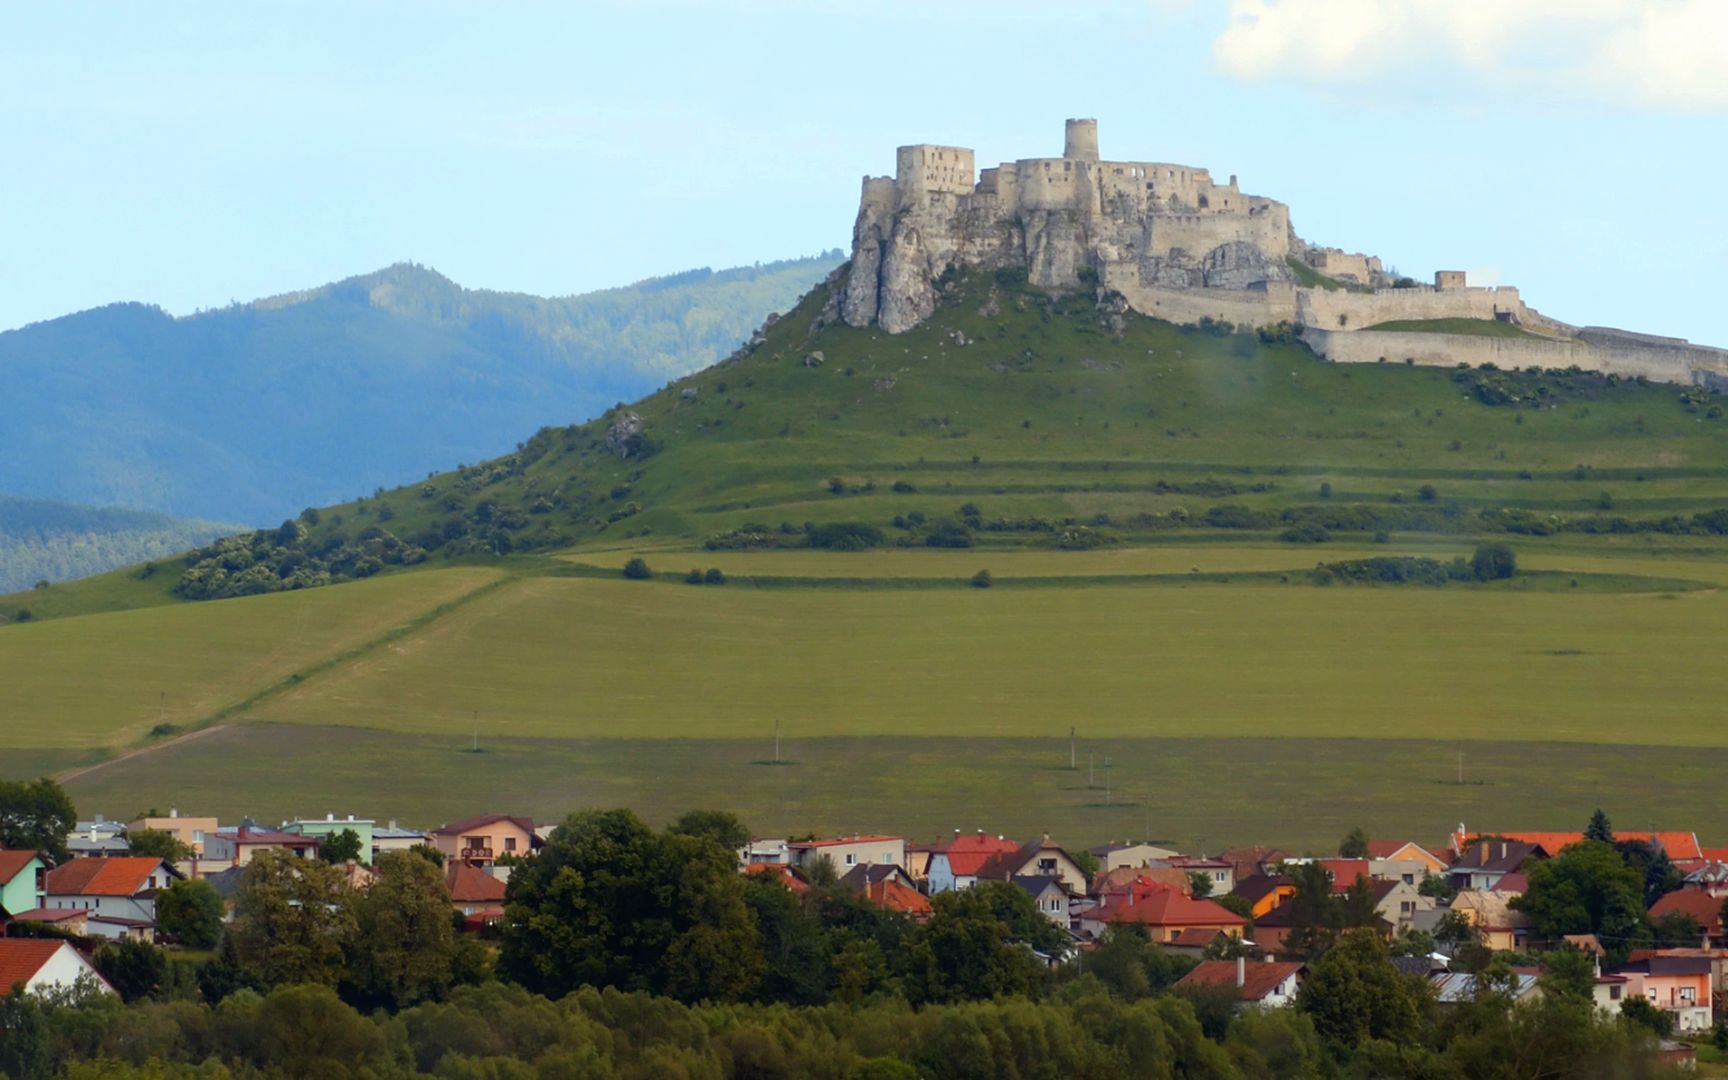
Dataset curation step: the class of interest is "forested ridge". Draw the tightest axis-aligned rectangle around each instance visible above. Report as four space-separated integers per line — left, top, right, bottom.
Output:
0 254 839 523
0 495 238 594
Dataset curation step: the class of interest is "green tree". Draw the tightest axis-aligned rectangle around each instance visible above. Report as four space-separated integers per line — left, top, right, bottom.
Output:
498 808 763 1002
902 888 1050 1004
621 557 651 580
742 872 830 1006
1619 994 1675 1037
93 939 167 1002
344 850 473 1009
126 828 191 863
1585 808 1615 844
1617 837 1683 907
155 878 225 949
0 777 78 862
1297 929 1424 1051
229 849 356 988
318 828 364 864
971 568 992 588
667 809 750 853
1339 826 1370 859
1512 840 1646 955
1539 945 1598 1002
0 988 52 1080
703 567 726 585
1471 542 1516 581
1188 870 1214 898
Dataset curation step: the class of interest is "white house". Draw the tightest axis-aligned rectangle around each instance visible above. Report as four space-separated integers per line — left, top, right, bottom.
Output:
44 856 179 939
0 939 115 996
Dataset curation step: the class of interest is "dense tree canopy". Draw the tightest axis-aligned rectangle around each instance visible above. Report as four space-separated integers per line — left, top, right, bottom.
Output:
0 777 77 862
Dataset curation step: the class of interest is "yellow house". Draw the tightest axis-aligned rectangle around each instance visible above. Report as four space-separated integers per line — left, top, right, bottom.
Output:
127 810 219 857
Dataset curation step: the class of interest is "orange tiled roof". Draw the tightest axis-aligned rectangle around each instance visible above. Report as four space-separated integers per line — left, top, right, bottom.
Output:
44 857 165 897
1452 830 1702 861
1177 960 1304 1001
744 863 810 893
1098 886 1248 929
866 879 932 917
0 939 71 993
1650 889 1724 934
446 862 507 904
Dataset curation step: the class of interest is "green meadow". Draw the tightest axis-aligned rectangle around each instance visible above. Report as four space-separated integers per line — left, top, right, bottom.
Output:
10 267 1728 845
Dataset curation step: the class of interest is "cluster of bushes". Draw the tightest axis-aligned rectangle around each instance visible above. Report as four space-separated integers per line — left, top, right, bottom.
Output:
704 521 884 552
1452 364 1656 408
1313 544 1516 586
173 518 427 600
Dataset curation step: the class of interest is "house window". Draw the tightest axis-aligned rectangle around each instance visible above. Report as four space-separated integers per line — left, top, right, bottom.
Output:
1681 987 1696 1003
1403 874 1414 885
505 837 517 852
845 854 857 866
1038 858 1057 874
1610 986 1622 1001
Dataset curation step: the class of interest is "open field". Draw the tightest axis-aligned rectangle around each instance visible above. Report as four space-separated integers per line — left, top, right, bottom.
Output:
58 723 1728 853
242 566 1728 745
0 567 500 749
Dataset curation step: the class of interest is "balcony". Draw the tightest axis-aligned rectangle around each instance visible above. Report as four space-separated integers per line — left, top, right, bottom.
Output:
459 847 494 862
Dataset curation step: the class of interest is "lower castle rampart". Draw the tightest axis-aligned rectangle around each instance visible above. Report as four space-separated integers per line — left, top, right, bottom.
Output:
1301 328 1728 388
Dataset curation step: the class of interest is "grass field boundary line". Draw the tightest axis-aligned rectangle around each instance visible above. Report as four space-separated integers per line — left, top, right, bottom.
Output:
54 571 515 783
545 561 1712 594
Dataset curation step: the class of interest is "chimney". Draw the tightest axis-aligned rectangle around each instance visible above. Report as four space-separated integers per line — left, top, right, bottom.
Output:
327 812 335 822
1237 956 1246 988
170 807 178 819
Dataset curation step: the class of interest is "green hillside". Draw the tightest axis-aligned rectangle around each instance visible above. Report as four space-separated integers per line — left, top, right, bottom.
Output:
0 254 839 523
11 265 1728 848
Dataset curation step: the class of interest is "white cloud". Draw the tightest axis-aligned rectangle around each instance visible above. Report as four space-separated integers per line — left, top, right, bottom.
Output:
1211 0 1728 110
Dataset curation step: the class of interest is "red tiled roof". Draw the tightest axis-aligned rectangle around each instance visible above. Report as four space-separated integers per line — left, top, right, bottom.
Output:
1167 927 1226 947
1452 830 1703 861
1097 886 1248 929
5 908 82 924
45 857 166 897
1177 960 1304 1001
0 939 71 993
0 850 40 886
1650 889 1724 933
1314 859 1371 892
744 863 810 893
935 832 1022 877
1096 867 1191 897
1491 872 1529 894
1701 847 1728 864
975 837 1074 883
866 879 932 917
446 862 506 905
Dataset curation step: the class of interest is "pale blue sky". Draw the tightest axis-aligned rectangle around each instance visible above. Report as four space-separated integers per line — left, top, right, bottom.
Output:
4 1 1726 342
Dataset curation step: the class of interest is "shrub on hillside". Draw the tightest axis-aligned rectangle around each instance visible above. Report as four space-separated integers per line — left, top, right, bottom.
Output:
1472 543 1517 581
806 522 884 551
622 557 651 580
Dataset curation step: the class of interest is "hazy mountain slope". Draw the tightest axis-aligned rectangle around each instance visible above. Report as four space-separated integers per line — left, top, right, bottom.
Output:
0 254 840 524
0 495 239 594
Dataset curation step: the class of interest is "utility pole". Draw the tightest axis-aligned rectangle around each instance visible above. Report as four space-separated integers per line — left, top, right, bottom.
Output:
1104 756 1113 806
472 710 479 753
1457 751 1463 786
774 718 781 764
1089 753 1095 789
1069 726 1076 770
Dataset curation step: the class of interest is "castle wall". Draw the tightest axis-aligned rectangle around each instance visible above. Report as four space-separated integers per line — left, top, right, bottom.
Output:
1104 267 1296 327
896 144 975 201
1302 328 1728 388
1149 209 1290 262
1297 286 1526 331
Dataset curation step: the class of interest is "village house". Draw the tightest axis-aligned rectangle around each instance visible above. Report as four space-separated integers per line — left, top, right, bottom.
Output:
1094 866 1194 901
1162 855 1235 895
371 821 431 860
1447 842 1539 892
0 849 47 916
126 809 219 858
1449 890 1532 952
789 836 905 875
1011 875 1073 929
65 816 128 858
1175 958 1304 1009
839 864 932 921
1364 840 1449 877
1089 841 1182 873
1219 846 1289 883
44 856 179 941
974 836 1089 894
1367 879 1437 934
1231 874 1296 919
1609 956 1714 1032
1433 970 1543 1006
1079 884 1248 943
926 831 1020 893
1648 889 1725 945
743 863 809 893
0 939 115 997
202 822 321 869
447 861 507 929
281 814 376 864
433 814 543 867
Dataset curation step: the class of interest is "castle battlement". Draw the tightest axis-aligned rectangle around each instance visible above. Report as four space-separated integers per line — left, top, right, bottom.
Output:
838 119 1726 390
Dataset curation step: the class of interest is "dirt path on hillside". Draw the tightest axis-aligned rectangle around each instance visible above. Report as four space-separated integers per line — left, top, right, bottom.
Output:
58 723 233 784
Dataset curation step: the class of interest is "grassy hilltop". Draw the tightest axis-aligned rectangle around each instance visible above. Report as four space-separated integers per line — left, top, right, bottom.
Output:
9 267 1728 849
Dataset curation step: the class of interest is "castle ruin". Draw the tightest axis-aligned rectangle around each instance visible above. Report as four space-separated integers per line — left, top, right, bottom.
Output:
842 120 1728 388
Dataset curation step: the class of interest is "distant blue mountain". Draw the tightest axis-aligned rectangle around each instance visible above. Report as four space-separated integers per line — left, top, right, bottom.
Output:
0 254 839 523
